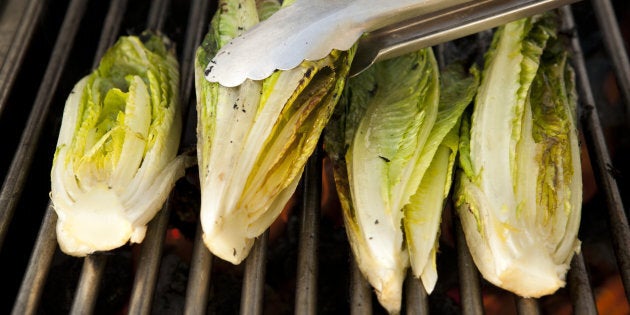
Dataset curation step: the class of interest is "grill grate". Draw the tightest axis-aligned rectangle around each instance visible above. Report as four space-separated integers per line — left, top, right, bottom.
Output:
0 0 628 314
567 1 630 305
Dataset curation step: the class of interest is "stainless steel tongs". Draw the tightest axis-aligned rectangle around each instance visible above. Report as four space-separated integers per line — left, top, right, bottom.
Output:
205 0 581 87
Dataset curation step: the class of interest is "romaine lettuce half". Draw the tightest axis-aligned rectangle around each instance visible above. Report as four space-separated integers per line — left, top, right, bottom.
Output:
454 13 582 297
325 49 478 313
195 0 354 264
51 33 191 256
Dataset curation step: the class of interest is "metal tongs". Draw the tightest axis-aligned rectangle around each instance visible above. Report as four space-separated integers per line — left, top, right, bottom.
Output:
205 0 581 87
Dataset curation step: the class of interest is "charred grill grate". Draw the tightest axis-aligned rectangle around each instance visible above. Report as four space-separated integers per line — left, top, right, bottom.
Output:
0 0 628 314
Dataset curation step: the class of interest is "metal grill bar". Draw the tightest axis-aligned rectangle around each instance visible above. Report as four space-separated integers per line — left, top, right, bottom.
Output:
0 0 44 116
146 0 170 33
184 221 213 314
405 273 430 314
295 145 323 315
455 216 484 315
179 0 211 113
516 298 541 315
128 200 171 314
568 252 598 314
563 3 630 304
241 231 268 315
590 0 630 125
0 0 88 250
180 2 214 314
350 256 373 315
70 255 108 315
11 206 57 315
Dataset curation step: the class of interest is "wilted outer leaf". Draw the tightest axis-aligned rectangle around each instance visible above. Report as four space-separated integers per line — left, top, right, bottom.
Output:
404 63 479 293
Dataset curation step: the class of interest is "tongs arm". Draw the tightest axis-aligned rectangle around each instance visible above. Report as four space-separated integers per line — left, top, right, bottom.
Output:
349 0 582 77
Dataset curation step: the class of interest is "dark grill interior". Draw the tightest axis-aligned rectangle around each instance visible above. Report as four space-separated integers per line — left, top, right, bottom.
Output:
0 0 628 314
